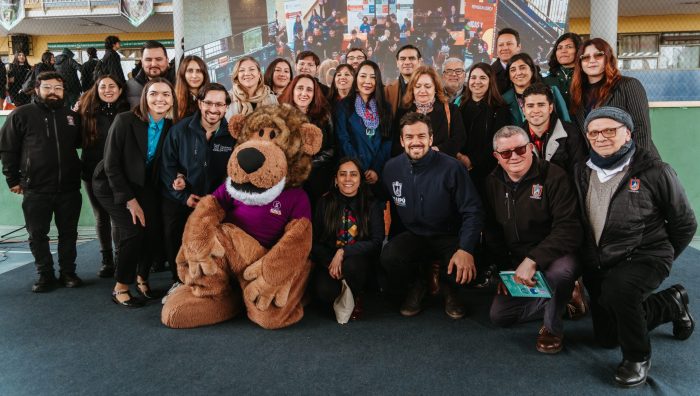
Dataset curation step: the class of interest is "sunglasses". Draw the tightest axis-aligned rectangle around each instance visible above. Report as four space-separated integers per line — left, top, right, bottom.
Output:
495 144 530 159
580 51 605 63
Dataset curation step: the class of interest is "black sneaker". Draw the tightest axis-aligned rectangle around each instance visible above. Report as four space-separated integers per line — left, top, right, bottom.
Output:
58 272 83 288
400 282 426 317
32 272 57 293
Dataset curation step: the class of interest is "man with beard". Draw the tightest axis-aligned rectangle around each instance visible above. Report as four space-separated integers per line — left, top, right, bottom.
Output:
381 112 483 319
0 72 83 292
126 40 175 108
159 83 236 301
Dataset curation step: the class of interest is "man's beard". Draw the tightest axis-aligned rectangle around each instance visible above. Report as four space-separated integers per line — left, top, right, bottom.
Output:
37 94 65 109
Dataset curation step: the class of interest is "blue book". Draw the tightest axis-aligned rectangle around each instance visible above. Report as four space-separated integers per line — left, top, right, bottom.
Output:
498 271 552 298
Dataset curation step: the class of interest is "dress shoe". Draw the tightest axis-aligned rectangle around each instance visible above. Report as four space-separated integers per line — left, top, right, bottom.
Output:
98 252 115 278
136 281 165 300
112 290 145 308
444 285 466 320
428 261 441 296
32 272 57 293
400 282 426 317
350 296 363 321
668 284 694 340
536 326 563 354
566 279 589 320
58 272 83 288
614 359 650 388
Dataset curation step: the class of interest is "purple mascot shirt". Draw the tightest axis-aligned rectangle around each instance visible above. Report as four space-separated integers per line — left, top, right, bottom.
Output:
211 183 311 249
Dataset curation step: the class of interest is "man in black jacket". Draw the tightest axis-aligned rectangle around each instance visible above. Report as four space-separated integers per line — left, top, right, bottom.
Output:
523 83 586 175
491 28 521 94
101 35 126 85
484 125 581 354
381 112 483 319
126 40 175 108
0 72 83 292
575 107 697 388
80 47 99 92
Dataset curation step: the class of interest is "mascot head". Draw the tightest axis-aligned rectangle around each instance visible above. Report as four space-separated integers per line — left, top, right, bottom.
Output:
226 104 322 206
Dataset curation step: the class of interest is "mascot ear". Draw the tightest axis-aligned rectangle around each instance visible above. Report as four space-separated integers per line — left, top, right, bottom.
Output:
228 114 247 139
300 123 323 156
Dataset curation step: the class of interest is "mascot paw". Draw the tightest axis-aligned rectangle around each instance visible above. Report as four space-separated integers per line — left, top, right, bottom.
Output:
243 270 292 311
177 234 227 281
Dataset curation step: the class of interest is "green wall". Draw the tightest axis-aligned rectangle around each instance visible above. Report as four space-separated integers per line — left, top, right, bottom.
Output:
1 107 699 232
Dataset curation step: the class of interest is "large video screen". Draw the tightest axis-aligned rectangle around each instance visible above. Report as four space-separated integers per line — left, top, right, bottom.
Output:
185 0 570 89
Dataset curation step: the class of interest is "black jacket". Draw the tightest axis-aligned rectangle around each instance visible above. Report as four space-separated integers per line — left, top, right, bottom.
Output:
126 67 176 109
382 149 484 253
311 192 385 266
80 58 98 91
160 113 235 205
100 49 125 85
491 59 511 94
574 148 697 272
459 99 511 184
524 113 587 175
7 63 31 105
93 111 172 204
80 101 130 181
484 159 582 270
54 54 82 97
0 101 82 193
392 101 466 158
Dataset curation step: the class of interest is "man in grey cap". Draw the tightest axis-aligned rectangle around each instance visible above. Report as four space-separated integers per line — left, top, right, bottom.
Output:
574 106 697 388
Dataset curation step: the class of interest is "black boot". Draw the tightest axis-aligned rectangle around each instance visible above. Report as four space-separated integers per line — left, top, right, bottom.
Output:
400 282 426 317
443 284 466 319
667 284 695 340
614 359 650 388
32 272 57 293
97 251 115 278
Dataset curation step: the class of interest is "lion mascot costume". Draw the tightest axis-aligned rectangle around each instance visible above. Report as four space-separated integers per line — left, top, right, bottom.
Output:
161 104 322 329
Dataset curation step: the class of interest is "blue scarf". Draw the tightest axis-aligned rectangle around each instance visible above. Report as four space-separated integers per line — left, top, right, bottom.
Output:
590 140 636 170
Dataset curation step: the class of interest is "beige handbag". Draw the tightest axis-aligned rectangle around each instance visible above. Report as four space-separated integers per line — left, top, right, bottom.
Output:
333 279 355 324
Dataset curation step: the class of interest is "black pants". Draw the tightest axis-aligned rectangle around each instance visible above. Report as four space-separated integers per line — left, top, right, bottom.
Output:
315 254 373 305
161 197 192 283
381 231 462 294
583 257 676 362
94 182 162 285
83 179 118 255
21 189 82 275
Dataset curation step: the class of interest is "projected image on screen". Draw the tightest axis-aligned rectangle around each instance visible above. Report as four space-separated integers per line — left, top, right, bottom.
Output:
243 27 263 54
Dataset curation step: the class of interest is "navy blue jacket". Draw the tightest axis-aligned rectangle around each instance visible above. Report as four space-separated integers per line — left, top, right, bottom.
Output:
335 96 391 175
160 112 235 205
382 149 484 253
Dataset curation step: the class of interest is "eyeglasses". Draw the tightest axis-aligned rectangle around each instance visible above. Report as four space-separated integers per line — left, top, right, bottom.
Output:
39 85 64 92
579 51 605 63
200 100 227 109
443 69 465 76
586 124 626 140
495 144 530 159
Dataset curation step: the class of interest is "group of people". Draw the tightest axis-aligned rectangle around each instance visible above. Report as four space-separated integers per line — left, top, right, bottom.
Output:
0 28 697 388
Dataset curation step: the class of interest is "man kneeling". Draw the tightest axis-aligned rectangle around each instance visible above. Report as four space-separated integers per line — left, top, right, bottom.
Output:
484 126 581 353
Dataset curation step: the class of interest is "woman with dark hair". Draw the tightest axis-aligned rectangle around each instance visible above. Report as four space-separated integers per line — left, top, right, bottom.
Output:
392 65 466 158
312 158 385 320
264 58 293 96
328 63 354 105
225 56 278 119
278 74 335 207
544 32 582 107
92 77 176 307
503 53 570 127
7 51 32 106
457 63 511 190
570 38 658 157
174 55 209 122
79 74 130 278
334 60 392 189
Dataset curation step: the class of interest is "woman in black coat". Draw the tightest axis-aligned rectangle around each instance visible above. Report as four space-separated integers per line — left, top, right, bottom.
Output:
79 74 130 278
93 77 177 307
312 158 385 320
457 62 511 192
7 51 32 106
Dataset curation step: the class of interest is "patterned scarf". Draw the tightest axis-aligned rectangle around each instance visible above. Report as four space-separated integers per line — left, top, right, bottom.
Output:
336 205 358 248
354 95 380 131
414 98 435 114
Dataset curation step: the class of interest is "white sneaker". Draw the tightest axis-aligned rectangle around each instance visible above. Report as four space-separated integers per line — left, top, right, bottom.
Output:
161 281 182 305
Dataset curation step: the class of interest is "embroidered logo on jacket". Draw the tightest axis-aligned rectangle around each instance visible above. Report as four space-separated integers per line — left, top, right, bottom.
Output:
212 143 233 152
270 200 282 215
391 181 406 207
629 178 641 192
66 115 75 126
530 184 543 200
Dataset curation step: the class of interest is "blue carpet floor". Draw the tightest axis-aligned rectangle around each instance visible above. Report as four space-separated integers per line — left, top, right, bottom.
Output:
0 240 698 395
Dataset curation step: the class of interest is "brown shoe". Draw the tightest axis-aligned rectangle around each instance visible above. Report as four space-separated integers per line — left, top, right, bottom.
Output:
536 326 563 354
428 261 441 296
567 279 589 320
